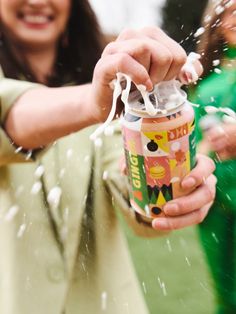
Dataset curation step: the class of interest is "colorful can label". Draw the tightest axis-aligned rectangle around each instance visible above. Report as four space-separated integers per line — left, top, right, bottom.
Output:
121 102 196 219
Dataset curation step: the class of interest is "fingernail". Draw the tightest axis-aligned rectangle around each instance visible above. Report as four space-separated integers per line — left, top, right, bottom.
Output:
152 219 169 230
163 203 179 215
145 79 153 91
182 177 196 189
182 72 193 84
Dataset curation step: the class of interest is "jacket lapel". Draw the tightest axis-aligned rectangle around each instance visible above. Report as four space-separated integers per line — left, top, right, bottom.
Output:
41 128 94 275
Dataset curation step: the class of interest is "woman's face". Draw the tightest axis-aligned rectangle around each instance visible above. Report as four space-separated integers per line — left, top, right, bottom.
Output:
0 0 71 49
221 1 236 45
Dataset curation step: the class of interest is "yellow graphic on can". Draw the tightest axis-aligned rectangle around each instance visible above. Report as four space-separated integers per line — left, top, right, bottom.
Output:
156 190 167 207
149 165 166 179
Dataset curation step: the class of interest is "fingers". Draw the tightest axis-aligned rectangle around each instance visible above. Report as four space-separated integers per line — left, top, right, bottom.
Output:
152 174 216 230
178 60 203 84
94 53 153 91
102 27 187 87
163 174 216 216
139 27 187 81
181 154 215 189
206 124 236 153
152 201 213 231
103 38 177 86
151 158 217 231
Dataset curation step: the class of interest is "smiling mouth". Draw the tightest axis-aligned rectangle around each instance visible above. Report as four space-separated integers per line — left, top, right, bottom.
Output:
17 12 54 25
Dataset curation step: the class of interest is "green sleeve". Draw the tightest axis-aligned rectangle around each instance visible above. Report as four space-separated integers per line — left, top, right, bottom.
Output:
0 74 43 165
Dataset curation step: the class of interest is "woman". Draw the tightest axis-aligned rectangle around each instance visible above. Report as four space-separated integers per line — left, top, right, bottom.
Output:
0 0 216 313
192 0 236 312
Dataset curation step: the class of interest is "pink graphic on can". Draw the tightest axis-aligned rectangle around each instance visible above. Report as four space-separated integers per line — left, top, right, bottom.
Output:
123 128 143 155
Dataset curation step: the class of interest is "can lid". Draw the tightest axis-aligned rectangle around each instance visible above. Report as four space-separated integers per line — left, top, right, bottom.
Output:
126 80 187 117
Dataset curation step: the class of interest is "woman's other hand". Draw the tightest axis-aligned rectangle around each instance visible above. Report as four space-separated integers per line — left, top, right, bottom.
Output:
152 154 216 231
205 123 236 160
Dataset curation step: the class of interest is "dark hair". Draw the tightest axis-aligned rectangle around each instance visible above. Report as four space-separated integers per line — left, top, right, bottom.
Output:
0 0 105 86
161 0 208 53
197 0 232 78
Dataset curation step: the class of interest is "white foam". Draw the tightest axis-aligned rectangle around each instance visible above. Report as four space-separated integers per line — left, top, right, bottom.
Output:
90 53 200 140
4 205 20 222
215 5 225 15
47 186 62 209
214 68 222 74
194 27 205 38
31 181 42 195
34 165 45 178
212 59 220 66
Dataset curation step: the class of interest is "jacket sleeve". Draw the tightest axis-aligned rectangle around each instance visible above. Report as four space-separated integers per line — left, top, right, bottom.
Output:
0 73 43 166
101 120 169 238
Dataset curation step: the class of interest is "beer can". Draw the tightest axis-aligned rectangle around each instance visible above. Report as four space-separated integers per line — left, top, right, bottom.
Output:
120 82 196 222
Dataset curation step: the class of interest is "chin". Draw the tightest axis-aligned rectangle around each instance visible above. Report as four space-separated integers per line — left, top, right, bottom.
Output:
19 35 57 48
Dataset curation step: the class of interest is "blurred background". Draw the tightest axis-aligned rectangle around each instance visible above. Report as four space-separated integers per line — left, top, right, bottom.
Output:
89 0 208 51
88 1 215 313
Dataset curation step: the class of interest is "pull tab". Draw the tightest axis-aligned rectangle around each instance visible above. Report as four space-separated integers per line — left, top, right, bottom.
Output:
136 84 158 116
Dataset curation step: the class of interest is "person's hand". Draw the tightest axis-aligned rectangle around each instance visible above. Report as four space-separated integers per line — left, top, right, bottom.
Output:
152 154 216 231
91 27 203 122
204 123 236 160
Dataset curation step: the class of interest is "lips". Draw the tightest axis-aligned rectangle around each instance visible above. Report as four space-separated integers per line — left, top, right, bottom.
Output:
17 11 54 25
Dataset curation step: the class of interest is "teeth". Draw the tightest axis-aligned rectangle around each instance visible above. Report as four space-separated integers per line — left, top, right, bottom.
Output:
23 15 49 24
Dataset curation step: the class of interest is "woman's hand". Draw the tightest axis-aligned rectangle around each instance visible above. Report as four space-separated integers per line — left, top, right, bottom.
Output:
91 27 203 122
204 123 236 160
152 154 216 231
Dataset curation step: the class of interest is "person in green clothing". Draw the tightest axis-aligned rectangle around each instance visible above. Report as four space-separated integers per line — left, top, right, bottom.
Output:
191 0 236 313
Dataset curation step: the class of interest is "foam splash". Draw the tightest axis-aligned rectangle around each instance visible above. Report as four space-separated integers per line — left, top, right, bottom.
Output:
90 52 200 141
89 73 124 141
180 52 201 82
193 27 205 38
205 106 236 120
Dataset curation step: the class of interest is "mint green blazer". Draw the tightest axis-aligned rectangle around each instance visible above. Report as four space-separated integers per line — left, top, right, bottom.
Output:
0 73 160 314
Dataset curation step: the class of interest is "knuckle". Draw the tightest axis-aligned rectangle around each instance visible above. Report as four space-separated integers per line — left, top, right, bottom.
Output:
102 42 116 56
159 52 173 66
209 158 216 172
197 209 206 224
199 154 216 172
138 42 150 55
204 183 215 202
118 28 137 39
174 51 187 67
177 199 189 213
93 58 104 75
117 53 129 68
141 26 161 34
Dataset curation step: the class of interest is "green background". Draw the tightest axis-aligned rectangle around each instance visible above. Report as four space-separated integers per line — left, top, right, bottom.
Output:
123 223 216 314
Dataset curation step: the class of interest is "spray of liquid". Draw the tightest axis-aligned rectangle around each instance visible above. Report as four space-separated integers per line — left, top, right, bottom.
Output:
89 52 202 141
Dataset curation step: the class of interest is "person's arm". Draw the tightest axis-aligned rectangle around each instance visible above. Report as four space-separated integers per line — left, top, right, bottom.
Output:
4 84 100 149
4 27 202 151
